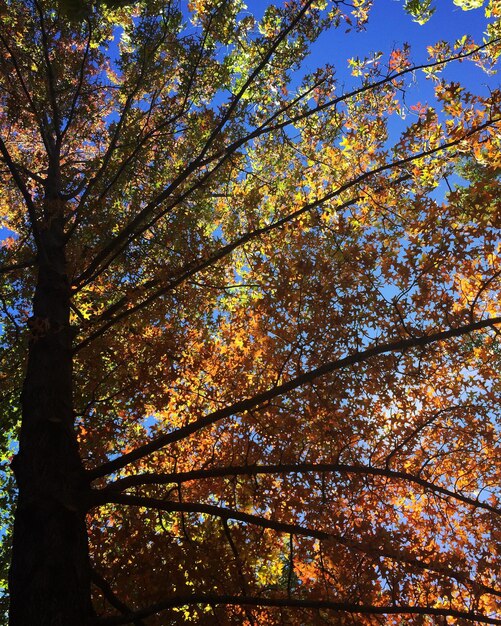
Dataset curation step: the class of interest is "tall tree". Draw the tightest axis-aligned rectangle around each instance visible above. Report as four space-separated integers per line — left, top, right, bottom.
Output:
0 0 500 623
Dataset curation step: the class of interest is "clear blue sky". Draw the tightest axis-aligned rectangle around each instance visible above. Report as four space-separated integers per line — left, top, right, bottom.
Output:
301 0 498 97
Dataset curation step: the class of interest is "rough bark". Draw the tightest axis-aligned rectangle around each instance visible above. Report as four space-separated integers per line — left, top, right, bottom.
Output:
8 192 95 625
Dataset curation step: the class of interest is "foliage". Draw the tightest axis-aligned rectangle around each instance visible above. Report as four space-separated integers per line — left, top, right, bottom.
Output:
0 0 500 624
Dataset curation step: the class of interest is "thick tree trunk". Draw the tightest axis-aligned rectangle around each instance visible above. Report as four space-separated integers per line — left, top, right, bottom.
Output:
8 209 95 625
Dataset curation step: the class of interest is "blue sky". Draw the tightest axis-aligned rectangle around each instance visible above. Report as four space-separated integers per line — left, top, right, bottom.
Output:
307 0 497 97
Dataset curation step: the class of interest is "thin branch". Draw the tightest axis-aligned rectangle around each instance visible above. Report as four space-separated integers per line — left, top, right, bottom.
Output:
73 38 158 218
87 315 501 480
65 106 187 239
68 78 325 275
99 461 501 517
469 268 501 323
0 137 42 251
66 3 231 239
72 0 317 286
75 116 500 346
384 405 461 467
0 158 44 184
194 0 316 164
74 39 499 287
60 18 93 141
191 39 501 194
287 534 294 598
34 0 61 140
0 259 36 274
0 31 51 153
72 190 352 350
221 519 256 626
91 569 146 626
95 596 501 625
90 492 501 601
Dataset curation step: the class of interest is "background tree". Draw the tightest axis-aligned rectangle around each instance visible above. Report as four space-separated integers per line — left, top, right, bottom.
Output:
0 0 500 624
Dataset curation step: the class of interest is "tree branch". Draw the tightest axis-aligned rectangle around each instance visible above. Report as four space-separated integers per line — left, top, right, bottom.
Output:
0 259 36 274
0 137 42 251
87 315 501 480
34 0 61 141
194 0 317 165
0 31 51 153
75 116 499 348
74 39 499 288
91 569 146 626
96 595 501 626
99 461 501 516
73 1 316 288
60 18 93 142
90 492 501 601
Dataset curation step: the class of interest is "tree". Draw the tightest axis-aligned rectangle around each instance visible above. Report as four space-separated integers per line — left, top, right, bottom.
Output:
0 0 500 623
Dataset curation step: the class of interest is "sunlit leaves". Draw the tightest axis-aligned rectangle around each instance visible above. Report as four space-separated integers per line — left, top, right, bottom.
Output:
1 0 501 623
404 0 436 25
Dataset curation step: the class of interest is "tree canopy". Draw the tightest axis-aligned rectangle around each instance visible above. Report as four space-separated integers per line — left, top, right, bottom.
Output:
0 0 500 624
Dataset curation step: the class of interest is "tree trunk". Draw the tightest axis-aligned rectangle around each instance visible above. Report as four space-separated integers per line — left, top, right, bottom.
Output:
8 207 95 625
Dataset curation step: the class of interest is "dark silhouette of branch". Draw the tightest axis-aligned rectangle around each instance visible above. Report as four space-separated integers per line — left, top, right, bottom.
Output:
0 30 52 153
75 39 500 288
96 595 501 625
0 137 42 250
74 117 500 349
87 315 501 480
221 520 256 626
90 491 501 600
469 268 501 323
73 0 316 285
34 0 62 140
72 20 174 225
91 569 146 626
60 18 93 141
0 259 36 274
99 461 501 516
